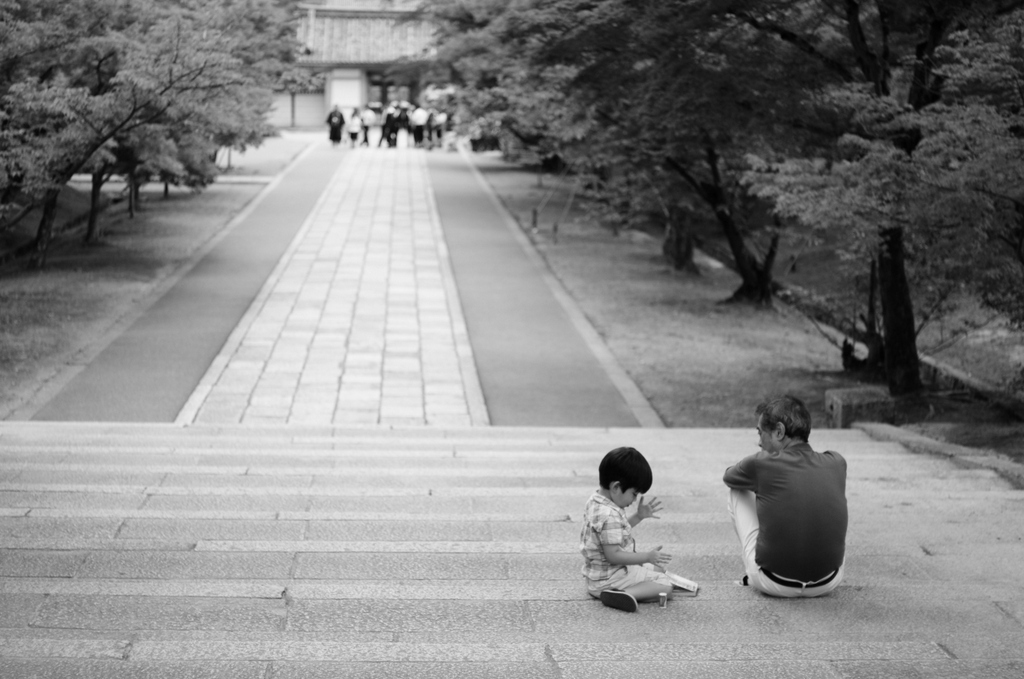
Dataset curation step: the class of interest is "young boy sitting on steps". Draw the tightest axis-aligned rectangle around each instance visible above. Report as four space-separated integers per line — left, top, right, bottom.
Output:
579 447 699 612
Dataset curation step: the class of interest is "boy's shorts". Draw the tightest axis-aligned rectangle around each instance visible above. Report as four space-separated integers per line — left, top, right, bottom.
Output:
586 564 673 598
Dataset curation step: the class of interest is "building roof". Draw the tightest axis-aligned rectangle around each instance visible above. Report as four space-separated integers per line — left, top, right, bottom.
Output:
298 1 433 66
300 0 421 12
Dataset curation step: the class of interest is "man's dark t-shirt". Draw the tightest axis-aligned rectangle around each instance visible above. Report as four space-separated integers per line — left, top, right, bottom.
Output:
723 442 848 582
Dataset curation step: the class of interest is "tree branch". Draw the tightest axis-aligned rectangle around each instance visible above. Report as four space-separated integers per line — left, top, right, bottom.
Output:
732 11 855 83
664 156 706 201
844 0 888 95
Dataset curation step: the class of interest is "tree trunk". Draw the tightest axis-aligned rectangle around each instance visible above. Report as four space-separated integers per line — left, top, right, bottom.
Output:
664 153 774 304
908 17 950 110
86 170 105 242
864 258 884 370
877 227 922 394
844 0 889 96
127 173 136 218
703 148 763 292
31 189 61 269
714 198 776 304
846 258 885 374
663 206 697 272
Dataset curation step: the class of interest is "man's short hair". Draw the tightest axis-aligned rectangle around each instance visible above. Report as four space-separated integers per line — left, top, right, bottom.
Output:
599 447 653 493
756 395 812 442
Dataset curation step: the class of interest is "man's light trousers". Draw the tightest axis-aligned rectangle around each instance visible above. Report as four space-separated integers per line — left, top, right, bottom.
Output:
728 489 844 598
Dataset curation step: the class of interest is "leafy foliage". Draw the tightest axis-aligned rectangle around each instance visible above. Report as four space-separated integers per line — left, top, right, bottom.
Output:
1 0 300 258
425 0 1024 391
746 7 1024 329
426 0 852 302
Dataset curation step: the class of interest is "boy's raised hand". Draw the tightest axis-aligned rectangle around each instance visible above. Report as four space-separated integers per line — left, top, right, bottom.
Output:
636 495 662 521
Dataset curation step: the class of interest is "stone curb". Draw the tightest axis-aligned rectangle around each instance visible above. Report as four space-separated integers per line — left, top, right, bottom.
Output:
853 421 1024 489
918 355 1024 421
423 154 491 426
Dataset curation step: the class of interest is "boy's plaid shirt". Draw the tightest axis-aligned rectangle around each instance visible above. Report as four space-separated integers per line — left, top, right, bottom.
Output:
579 492 635 581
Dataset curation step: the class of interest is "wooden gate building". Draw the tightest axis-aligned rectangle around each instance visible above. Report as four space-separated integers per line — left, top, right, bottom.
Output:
269 0 434 128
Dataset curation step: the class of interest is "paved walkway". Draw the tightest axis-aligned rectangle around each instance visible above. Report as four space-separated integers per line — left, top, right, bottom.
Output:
30 136 654 428
427 151 651 427
30 139 343 422
179 147 487 427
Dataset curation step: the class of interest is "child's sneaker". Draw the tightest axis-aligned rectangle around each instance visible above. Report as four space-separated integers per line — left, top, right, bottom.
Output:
599 589 638 612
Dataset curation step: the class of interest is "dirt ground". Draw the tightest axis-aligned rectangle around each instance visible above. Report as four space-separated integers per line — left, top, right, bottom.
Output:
1 137 1022 464
470 152 1024 463
0 182 263 418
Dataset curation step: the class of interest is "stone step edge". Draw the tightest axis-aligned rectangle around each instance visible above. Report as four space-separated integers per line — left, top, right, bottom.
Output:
6 508 720 524
0 637 946 663
0 538 932 557
0 484 694 497
0 440 681 453
0 442 901 457
0 482 976 498
0 578 623 600
0 463 600 477
0 539 721 554
0 577 1001 602
0 422 696 437
7 508 580 521
2 577 998 599
0 422 876 441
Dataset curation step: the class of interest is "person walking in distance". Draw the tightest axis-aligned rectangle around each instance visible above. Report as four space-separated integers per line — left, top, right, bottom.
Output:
346 108 362 148
378 104 397 148
409 105 429 147
326 106 345 148
360 105 376 146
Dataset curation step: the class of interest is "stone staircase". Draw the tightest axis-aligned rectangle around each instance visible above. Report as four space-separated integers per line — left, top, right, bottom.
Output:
1 422 1022 678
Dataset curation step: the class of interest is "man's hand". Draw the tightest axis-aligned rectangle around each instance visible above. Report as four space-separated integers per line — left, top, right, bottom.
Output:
646 545 672 567
635 495 662 521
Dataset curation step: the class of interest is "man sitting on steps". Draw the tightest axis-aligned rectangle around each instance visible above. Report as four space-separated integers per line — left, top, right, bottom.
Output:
724 395 848 597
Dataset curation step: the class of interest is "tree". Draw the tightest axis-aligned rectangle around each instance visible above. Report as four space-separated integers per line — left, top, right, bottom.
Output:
424 0 1024 394
1 0 299 263
424 0 591 155
931 10 1024 327
742 0 1024 393
427 0 848 304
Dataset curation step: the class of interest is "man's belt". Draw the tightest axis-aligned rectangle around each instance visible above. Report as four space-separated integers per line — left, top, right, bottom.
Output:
761 567 838 588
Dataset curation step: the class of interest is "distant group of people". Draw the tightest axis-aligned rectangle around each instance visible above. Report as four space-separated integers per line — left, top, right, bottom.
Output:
326 102 450 150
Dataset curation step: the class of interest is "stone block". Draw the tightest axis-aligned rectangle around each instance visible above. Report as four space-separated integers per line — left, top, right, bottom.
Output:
825 387 895 428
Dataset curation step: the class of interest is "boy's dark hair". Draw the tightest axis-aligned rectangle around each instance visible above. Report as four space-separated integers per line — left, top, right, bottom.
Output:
756 395 812 442
599 447 653 493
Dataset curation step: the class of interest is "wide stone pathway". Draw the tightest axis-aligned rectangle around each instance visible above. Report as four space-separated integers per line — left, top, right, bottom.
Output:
0 423 1022 677
179 148 487 428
